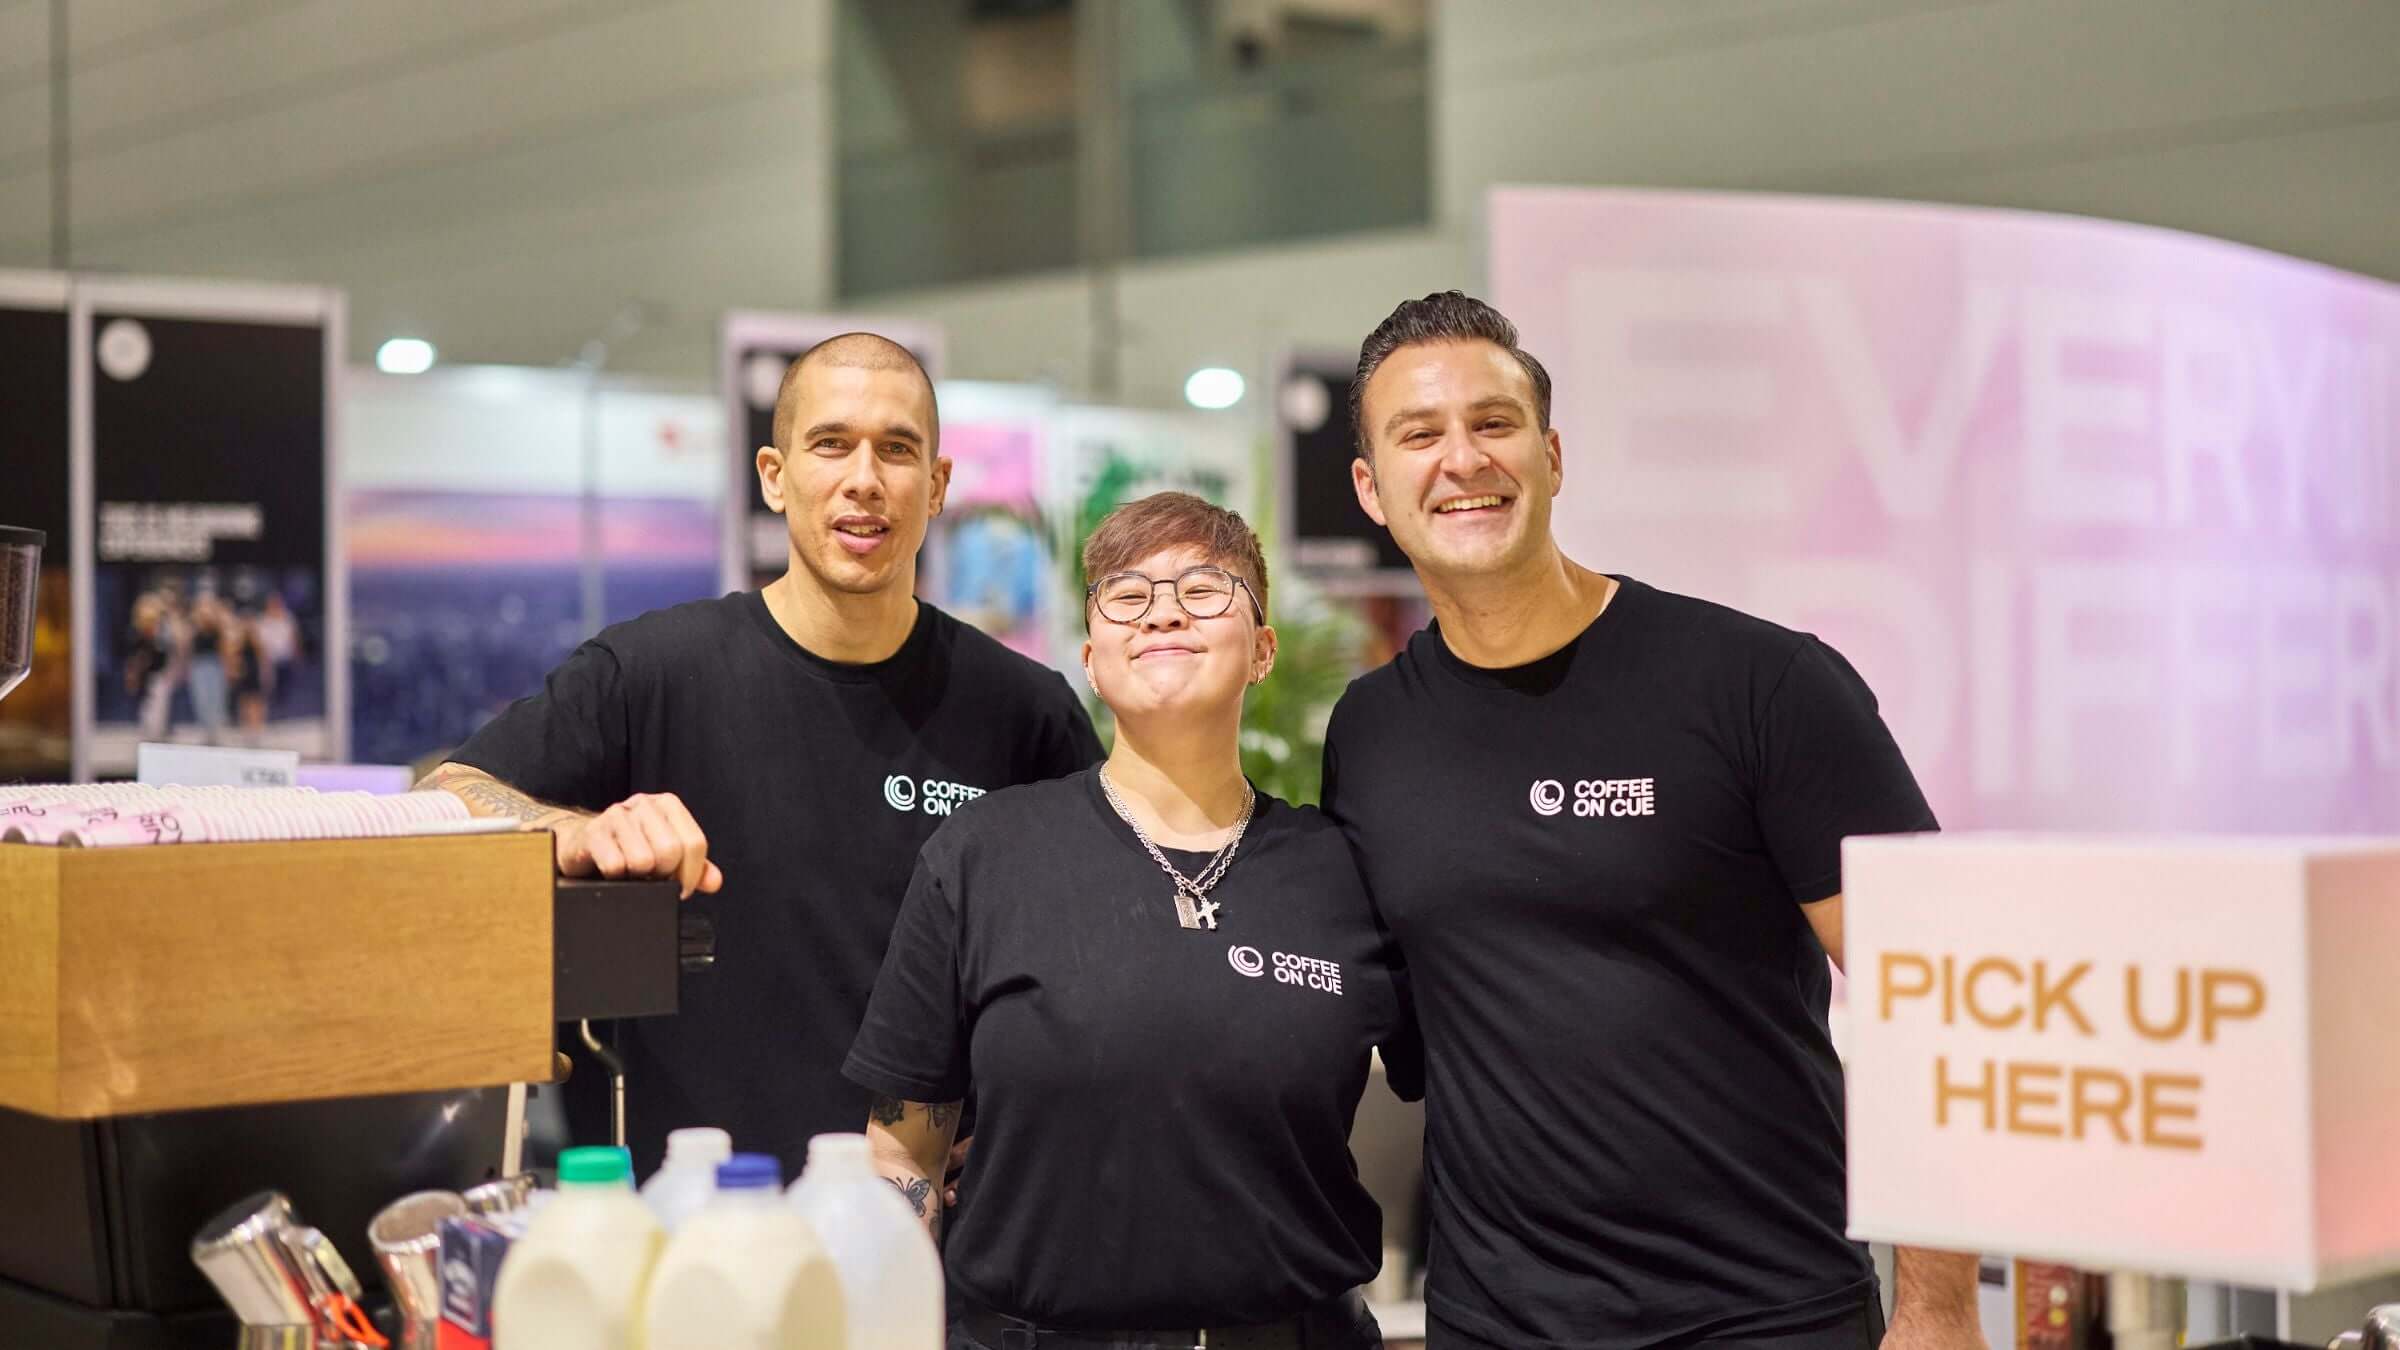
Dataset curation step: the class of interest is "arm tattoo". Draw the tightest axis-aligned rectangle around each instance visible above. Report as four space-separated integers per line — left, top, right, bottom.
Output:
453 778 556 823
421 767 580 827
925 1100 962 1133
868 1093 908 1127
885 1175 932 1219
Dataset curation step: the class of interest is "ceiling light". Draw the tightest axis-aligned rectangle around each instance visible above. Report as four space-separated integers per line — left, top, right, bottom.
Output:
1184 366 1244 410
376 337 436 375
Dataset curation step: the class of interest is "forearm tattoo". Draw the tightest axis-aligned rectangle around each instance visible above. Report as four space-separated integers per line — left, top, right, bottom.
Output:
455 780 555 823
423 767 572 826
869 1093 908 1127
886 1175 932 1219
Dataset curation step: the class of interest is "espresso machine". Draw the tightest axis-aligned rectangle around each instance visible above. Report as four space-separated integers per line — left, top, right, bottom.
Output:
0 523 517 1345
0 521 697 1348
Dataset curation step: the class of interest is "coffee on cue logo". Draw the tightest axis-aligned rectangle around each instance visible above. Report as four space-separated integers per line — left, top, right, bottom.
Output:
1876 952 2267 1151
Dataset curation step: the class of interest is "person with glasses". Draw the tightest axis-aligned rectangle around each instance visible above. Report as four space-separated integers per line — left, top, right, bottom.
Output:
845 491 1417 1350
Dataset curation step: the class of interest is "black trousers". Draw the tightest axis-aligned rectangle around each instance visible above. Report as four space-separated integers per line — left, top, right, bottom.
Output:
1692 1294 1886 1350
1429 1289 1886 1350
950 1291 1384 1350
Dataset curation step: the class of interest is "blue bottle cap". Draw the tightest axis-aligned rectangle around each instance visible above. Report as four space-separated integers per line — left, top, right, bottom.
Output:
715 1153 782 1190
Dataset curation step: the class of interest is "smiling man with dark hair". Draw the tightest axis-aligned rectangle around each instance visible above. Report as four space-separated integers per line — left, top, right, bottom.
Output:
422 331 1100 1178
1320 293 1976 1350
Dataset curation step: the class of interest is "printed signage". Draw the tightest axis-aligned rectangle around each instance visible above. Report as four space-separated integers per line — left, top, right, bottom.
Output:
1493 188 2400 833
1843 834 2400 1288
80 286 341 779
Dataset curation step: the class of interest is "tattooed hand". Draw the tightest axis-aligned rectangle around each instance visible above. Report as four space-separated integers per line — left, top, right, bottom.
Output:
418 764 723 899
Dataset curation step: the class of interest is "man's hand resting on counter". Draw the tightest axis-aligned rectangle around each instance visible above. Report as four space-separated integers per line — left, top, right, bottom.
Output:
554 793 722 899
419 764 723 899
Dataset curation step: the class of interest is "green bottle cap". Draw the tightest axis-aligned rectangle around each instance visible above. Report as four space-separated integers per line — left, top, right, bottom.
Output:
557 1146 633 1187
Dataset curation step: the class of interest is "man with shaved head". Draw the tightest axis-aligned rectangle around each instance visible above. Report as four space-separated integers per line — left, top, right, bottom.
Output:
424 332 1100 1177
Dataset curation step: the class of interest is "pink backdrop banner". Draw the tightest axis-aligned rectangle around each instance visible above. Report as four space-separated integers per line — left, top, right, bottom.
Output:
1491 187 2400 832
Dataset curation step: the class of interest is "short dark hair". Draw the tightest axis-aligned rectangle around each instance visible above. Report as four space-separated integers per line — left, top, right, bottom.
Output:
772 332 940 452
1349 291 1551 459
1083 492 1269 620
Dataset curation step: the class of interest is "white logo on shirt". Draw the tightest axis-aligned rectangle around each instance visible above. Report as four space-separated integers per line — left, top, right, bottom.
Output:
882 774 986 817
1229 944 1343 996
1530 777 1659 818
1273 951 1344 996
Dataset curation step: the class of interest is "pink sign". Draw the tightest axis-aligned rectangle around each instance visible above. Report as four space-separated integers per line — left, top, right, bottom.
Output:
941 420 1041 508
923 419 1048 659
1492 188 2400 832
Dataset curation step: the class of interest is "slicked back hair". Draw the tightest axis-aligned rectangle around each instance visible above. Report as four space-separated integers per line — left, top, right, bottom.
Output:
1349 290 1551 459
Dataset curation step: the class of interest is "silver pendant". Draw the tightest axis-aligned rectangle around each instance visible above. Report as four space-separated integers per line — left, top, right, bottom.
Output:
1192 897 1220 930
1172 888 1201 929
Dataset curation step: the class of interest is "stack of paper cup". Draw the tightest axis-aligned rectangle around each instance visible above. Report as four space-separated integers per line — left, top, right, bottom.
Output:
5 784 484 848
61 806 203 847
4 787 329 843
59 790 477 847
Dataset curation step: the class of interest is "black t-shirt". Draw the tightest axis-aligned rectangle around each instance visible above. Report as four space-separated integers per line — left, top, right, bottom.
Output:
844 767 1423 1329
451 593 1101 1178
1320 577 1937 1350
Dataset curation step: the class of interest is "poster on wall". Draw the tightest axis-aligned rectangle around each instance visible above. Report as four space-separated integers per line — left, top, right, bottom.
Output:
720 311 945 593
75 281 343 780
0 274 72 782
922 387 1052 661
1491 186 2400 833
343 368 722 769
1278 350 1415 587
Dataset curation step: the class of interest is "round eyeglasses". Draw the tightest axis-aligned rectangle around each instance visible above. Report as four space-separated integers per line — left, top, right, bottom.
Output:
1086 565 1264 626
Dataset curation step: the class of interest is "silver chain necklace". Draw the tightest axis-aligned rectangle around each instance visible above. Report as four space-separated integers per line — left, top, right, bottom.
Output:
1097 765 1255 931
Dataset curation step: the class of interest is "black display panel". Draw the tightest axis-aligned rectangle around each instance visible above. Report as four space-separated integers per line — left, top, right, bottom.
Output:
1283 355 1414 577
